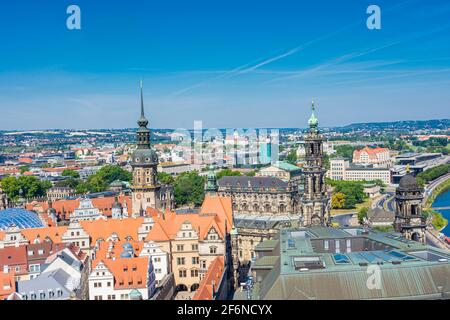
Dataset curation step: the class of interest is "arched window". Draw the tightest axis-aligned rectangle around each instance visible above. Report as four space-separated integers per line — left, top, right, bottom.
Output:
209 246 217 254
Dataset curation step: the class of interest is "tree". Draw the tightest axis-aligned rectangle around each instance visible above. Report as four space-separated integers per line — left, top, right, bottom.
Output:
157 172 175 185
358 207 369 224
62 169 80 179
71 165 132 194
245 170 256 177
331 192 346 209
332 145 359 159
416 164 450 186
55 178 79 189
19 165 30 174
173 171 206 207
323 153 330 170
0 176 52 200
329 180 366 209
93 165 132 184
285 149 297 165
216 169 242 180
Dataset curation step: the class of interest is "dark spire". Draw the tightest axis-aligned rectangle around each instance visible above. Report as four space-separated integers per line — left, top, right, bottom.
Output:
136 80 151 149
137 80 149 128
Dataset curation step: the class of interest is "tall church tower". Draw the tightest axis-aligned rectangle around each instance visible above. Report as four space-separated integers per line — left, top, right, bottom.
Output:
301 100 330 226
394 169 427 243
131 81 161 216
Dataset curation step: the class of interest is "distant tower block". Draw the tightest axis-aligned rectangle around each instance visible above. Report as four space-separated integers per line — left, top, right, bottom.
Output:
301 100 330 226
394 170 427 244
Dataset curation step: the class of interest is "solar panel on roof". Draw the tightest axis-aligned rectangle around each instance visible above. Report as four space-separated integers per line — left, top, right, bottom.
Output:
333 253 351 264
287 238 295 248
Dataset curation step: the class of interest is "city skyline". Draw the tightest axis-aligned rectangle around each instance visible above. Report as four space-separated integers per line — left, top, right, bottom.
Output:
1 0 450 130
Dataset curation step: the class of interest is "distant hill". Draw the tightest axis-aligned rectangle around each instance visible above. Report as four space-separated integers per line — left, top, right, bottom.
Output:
334 119 450 132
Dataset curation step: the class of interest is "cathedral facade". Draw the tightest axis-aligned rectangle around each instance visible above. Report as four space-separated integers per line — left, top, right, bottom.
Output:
130 82 174 216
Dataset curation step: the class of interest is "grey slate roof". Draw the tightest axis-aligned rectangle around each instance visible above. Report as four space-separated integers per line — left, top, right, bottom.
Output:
218 176 288 189
17 271 72 300
367 208 395 223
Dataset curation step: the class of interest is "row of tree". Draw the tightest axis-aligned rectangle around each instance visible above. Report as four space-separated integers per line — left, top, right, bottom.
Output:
416 164 450 186
56 165 132 194
0 176 52 201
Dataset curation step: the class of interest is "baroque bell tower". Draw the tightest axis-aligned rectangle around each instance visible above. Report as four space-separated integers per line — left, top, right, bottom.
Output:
130 81 161 216
394 168 427 243
301 100 330 226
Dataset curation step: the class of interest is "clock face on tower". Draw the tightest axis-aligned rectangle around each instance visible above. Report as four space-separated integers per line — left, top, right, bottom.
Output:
136 194 142 200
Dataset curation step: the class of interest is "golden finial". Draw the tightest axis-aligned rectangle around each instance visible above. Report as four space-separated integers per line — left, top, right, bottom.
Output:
406 164 410 173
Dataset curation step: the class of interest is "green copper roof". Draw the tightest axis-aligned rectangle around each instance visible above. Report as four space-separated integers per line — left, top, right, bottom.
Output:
205 164 218 192
238 226 450 300
308 99 319 129
273 161 302 172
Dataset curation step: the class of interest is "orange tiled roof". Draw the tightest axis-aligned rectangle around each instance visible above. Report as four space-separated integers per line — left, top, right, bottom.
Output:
18 157 33 164
20 226 68 243
146 195 233 242
0 246 27 267
80 217 145 243
355 146 388 155
26 195 132 220
100 257 149 290
0 272 16 300
193 256 225 300
145 221 170 242
94 239 144 261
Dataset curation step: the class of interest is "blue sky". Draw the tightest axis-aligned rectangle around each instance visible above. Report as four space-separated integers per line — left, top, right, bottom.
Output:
0 0 449 130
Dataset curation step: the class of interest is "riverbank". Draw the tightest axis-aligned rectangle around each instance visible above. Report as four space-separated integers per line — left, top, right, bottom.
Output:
425 177 450 232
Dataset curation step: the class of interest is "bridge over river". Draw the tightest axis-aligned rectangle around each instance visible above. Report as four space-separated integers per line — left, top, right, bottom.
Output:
431 206 450 211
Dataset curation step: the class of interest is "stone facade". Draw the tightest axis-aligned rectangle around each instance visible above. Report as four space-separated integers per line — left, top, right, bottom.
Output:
394 173 427 243
46 187 76 201
217 176 300 216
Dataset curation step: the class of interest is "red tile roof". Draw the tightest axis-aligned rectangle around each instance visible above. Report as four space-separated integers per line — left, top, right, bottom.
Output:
0 271 16 300
26 195 132 220
193 256 225 300
99 257 149 290
0 246 28 275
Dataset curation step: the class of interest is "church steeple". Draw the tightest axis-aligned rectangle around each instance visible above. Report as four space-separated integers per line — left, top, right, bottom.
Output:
136 81 151 149
302 98 330 226
308 99 319 130
205 164 218 194
137 80 149 128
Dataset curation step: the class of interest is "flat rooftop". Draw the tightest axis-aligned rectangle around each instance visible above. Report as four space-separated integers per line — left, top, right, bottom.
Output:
242 226 450 300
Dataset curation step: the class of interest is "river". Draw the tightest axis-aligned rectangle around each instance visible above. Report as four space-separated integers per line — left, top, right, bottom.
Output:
433 188 450 236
